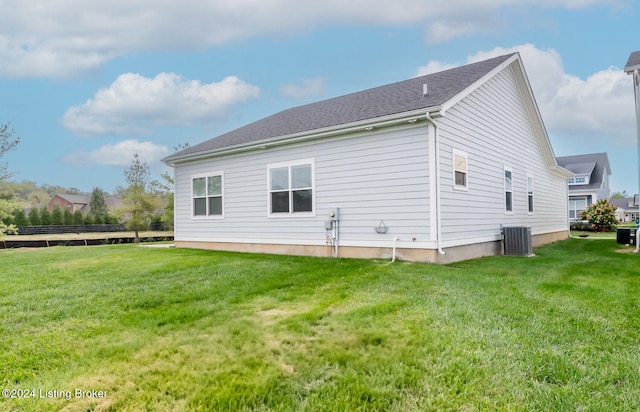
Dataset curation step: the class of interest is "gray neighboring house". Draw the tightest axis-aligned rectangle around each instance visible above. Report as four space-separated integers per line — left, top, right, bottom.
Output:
555 153 611 221
164 53 572 263
610 197 639 223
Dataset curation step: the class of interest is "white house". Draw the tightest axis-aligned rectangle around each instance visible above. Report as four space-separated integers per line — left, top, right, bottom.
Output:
611 197 639 223
555 153 611 221
163 53 571 263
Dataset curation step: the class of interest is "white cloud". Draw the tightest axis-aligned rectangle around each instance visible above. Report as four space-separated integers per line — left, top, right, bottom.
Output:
0 0 620 78
420 44 636 146
62 139 169 167
281 77 326 99
61 73 260 137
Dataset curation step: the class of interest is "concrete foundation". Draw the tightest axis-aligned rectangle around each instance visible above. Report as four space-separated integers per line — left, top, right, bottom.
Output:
175 230 568 264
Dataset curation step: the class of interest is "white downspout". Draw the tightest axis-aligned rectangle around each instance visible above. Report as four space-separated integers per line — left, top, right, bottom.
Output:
426 112 446 256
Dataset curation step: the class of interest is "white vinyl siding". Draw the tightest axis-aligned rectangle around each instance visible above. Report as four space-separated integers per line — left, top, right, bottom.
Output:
436 65 568 246
173 123 431 247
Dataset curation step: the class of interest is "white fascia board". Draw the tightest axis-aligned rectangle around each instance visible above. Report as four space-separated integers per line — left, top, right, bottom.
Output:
624 65 640 74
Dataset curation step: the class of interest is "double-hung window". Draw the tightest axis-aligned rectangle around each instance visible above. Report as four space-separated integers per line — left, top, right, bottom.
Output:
453 150 468 190
192 172 223 217
268 159 314 215
504 167 513 213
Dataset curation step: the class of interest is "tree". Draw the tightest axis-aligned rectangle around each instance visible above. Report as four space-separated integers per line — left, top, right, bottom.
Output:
73 210 84 225
12 209 28 226
63 207 74 225
28 207 41 226
610 190 630 199
581 199 618 232
150 171 174 230
89 187 108 223
122 154 158 243
0 123 20 181
51 204 64 225
0 123 20 238
28 190 50 208
40 205 51 226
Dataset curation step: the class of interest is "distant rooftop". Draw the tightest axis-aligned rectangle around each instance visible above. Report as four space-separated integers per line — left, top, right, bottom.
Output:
624 51 640 73
556 153 610 191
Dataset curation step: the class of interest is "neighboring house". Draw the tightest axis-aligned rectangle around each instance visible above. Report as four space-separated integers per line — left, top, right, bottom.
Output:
555 153 611 221
611 197 639 223
163 53 572 263
47 194 123 214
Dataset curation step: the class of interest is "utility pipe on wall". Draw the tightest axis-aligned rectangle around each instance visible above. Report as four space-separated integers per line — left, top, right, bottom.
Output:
391 237 400 262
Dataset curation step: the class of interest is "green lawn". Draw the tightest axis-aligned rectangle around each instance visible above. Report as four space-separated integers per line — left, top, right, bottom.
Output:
1 239 640 411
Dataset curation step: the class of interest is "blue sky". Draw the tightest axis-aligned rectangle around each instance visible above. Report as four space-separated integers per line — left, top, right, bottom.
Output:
0 0 638 195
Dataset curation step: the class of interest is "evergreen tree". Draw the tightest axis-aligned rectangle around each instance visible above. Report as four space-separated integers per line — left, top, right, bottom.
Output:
92 212 105 224
63 207 74 225
28 207 41 226
89 187 108 223
51 204 64 225
40 205 51 226
12 209 28 226
83 213 93 225
105 212 119 224
73 210 84 225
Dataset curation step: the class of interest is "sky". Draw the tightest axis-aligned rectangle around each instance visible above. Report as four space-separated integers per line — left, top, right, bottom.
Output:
1 0 639 195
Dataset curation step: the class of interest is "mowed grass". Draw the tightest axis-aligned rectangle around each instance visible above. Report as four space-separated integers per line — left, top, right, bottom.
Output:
1 239 640 411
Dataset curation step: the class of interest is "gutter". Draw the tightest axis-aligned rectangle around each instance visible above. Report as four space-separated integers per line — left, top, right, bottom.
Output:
163 107 441 166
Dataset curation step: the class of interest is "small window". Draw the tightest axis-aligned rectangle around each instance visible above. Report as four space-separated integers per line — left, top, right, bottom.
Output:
453 150 468 190
192 173 223 217
527 174 534 214
268 159 314 216
504 167 513 213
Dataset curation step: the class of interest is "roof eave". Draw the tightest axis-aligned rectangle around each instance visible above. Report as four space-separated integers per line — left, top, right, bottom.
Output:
624 64 640 74
163 106 442 166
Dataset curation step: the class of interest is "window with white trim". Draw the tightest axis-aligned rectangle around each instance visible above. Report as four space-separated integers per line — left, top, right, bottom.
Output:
192 172 223 217
569 197 588 220
527 174 534 214
504 167 513 213
268 159 314 215
453 150 468 190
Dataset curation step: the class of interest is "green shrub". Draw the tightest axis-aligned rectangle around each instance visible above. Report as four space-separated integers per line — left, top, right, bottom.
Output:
581 199 617 232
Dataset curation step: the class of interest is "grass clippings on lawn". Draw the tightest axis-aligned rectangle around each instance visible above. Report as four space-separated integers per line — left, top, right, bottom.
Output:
1 239 639 411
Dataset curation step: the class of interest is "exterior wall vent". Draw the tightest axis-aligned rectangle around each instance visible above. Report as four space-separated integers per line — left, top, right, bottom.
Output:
503 226 534 257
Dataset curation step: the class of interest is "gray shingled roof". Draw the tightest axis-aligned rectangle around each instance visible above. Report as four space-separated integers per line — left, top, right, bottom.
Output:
164 53 516 162
562 161 596 176
556 153 610 191
609 197 638 210
625 51 640 73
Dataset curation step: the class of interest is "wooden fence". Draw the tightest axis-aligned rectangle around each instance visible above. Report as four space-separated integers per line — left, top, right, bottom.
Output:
14 224 128 235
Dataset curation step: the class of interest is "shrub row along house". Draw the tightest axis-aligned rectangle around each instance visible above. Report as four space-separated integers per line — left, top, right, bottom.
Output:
163 53 572 263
